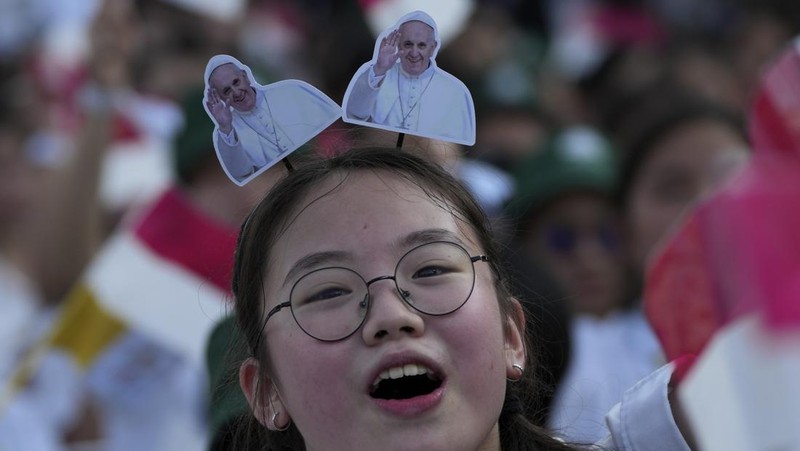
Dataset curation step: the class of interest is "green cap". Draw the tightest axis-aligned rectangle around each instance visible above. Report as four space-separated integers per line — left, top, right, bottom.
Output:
173 86 217 184
507 126 618 222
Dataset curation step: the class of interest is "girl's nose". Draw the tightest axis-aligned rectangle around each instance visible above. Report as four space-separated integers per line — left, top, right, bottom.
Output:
361 278 425 345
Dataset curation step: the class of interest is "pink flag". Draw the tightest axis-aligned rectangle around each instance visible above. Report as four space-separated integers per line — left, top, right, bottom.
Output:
645 37 800 362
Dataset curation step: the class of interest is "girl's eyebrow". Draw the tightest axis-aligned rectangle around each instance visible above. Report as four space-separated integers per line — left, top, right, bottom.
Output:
282 230 468 289
397 228 467 249
282 250 351 289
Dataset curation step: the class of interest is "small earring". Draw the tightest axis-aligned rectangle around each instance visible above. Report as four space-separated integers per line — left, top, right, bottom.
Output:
507 363 524 382
269 394 291 432
271 411 290 432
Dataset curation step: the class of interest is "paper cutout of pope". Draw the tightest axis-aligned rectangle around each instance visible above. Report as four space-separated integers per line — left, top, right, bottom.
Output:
342 10 476 146
204 55 341 185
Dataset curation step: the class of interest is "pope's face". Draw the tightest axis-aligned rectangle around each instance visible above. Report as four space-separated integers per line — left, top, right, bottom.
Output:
209 63 256 112
398 21 437 76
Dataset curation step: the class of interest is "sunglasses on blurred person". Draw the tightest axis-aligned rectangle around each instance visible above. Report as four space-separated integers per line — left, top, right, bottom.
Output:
542 222 620 256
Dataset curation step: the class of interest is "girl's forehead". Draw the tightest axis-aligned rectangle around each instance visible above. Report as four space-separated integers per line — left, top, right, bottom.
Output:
287 171 446 233
271 170 478 260
298 170 425 208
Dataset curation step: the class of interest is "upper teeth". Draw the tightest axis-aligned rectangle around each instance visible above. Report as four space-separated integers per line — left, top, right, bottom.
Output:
373 363 430 386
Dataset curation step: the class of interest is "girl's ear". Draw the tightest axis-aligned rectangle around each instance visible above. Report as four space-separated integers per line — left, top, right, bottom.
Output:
504 298 527 379
239 357 290 430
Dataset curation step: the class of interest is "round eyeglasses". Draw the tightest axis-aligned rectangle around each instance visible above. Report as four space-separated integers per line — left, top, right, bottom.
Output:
263 241 489 342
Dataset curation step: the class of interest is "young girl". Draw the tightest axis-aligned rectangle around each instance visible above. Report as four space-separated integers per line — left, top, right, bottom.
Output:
229 148 688 450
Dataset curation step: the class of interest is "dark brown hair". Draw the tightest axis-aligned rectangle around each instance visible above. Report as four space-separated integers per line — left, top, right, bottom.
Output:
230 147 577 450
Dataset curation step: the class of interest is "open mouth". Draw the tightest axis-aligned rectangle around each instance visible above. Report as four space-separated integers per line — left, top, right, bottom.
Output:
370 363 443 400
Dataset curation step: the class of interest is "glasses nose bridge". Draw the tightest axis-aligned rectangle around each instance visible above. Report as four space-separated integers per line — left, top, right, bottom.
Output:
365 273 411 301
365 273 397 289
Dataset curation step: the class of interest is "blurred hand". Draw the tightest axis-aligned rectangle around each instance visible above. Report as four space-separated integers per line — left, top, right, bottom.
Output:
88 0 138 89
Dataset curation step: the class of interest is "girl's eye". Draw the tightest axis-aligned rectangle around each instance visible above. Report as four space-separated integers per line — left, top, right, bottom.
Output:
300 287 350 304
413 266 447 279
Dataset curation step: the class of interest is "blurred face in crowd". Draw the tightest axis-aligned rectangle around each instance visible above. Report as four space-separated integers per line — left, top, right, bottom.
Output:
398 21 437 76
625 118 749 272
525 193 626 317
209 63 256 112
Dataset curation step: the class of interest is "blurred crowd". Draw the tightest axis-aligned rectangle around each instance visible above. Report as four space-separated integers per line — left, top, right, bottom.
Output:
0 0 798 449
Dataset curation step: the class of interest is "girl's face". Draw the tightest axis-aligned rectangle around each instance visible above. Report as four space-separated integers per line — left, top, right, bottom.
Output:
241 170 525 451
